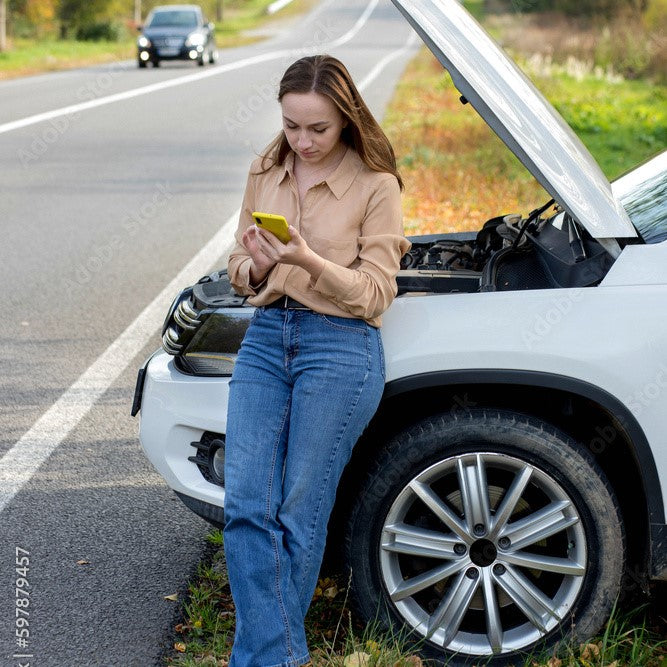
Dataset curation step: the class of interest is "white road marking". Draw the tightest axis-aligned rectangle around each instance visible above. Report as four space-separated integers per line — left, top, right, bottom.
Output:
0 0 379 137
0 23 419 513
357 30 420 90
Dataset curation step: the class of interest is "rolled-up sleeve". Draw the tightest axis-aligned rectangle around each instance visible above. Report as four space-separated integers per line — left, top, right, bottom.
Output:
311 176 411 321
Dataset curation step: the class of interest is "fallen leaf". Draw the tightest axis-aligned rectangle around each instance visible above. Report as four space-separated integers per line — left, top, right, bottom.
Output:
547 658 562 667
323 585 338 599
174 623 184 632
580 643 600 661
164 593 179 601
174 642 186 653
77 559 90 565
344 652 372 667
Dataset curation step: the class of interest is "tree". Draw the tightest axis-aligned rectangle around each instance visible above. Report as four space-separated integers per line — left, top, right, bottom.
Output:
57 0 127 39
0 0 6 51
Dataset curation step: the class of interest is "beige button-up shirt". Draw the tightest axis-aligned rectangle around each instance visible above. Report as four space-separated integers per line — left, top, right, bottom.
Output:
228 148 411 327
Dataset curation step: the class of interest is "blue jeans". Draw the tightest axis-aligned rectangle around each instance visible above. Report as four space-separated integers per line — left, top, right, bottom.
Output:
223 307 385 667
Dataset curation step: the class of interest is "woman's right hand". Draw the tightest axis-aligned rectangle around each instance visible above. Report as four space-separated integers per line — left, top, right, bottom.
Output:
242 225 277 285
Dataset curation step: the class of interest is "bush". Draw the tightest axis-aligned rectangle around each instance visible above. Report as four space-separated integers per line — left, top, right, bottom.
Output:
75 21 123 42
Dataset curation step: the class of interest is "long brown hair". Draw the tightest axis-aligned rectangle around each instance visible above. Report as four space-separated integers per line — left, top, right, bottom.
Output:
258 55 403 190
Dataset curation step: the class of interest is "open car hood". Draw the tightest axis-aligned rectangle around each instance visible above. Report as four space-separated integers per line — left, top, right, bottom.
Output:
390 0 637 239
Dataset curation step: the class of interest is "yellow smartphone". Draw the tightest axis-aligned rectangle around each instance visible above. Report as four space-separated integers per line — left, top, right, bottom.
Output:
252 212 291 244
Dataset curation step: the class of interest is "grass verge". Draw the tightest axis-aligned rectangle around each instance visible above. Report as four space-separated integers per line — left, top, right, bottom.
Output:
0 0 316 81
165 531 666 666
0 36 137 79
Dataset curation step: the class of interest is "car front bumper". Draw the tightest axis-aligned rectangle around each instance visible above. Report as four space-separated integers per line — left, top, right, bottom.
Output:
138 349 228 511
137 44 205 62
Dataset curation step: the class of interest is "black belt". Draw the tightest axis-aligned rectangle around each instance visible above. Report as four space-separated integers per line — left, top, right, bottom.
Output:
265 295 311 310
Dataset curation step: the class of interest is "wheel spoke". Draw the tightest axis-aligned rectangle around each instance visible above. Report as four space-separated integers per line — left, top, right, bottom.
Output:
503 551 586 576
382 522 463 559
481 568 503 654
493 565 560 633
425 569 480 645
501 500 579 550
489 465 533 539
457 455 492 533
409 479 470 541
390 559 467 601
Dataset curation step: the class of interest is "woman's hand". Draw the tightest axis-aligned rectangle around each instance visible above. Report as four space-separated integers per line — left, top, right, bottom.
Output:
254 225 326 281
241 225 278 285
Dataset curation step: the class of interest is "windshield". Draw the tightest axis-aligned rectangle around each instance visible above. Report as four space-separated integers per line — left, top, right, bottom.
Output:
147 9 198 28
612 152 667 244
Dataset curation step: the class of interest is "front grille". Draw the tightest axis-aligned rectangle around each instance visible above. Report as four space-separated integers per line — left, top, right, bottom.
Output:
153 37 183 47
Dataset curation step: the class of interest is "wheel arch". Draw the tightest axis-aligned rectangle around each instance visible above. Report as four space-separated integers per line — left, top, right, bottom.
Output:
326 369 663 584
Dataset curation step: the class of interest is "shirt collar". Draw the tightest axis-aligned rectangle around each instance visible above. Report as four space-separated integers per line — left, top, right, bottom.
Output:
276 152 294 188
326 147 363 200
276 147 363 200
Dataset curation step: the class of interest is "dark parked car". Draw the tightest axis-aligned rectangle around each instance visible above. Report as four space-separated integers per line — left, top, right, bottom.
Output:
137 4 217 68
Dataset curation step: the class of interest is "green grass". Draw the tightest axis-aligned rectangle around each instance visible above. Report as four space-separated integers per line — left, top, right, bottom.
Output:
527 66 667 179
0 36 137 77
166 532 667 666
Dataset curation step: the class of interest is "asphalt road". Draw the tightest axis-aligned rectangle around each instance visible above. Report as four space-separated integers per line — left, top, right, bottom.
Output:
0 1 419 664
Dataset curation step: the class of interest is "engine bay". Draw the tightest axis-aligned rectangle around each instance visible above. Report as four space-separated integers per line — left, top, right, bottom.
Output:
397 206 615 295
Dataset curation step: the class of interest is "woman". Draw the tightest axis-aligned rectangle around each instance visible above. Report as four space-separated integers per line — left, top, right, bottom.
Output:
224 54 411 666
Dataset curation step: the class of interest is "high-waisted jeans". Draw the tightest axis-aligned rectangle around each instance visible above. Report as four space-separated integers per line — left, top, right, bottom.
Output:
223 306 385 667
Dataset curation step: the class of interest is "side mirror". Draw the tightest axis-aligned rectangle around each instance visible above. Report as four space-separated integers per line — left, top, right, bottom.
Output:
136 24 143 31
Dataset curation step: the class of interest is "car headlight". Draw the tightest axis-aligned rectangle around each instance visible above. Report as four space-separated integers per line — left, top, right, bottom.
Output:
185 32 205 47
176 310 253 376
137 35 151 48
160 271 252 376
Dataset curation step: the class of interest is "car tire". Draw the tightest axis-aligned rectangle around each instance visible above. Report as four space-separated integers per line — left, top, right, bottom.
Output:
198 52 205 66
344 409 624 666
208 48 218 64
152 59 160 68
138 59 147 68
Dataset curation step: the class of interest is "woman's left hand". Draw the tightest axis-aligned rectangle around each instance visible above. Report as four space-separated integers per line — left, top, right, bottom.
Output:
254 225 326 280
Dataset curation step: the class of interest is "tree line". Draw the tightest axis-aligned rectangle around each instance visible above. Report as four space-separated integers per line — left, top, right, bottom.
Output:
492 0 650 15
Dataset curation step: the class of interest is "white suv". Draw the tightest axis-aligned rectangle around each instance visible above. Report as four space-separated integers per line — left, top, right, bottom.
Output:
133 0 667 663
